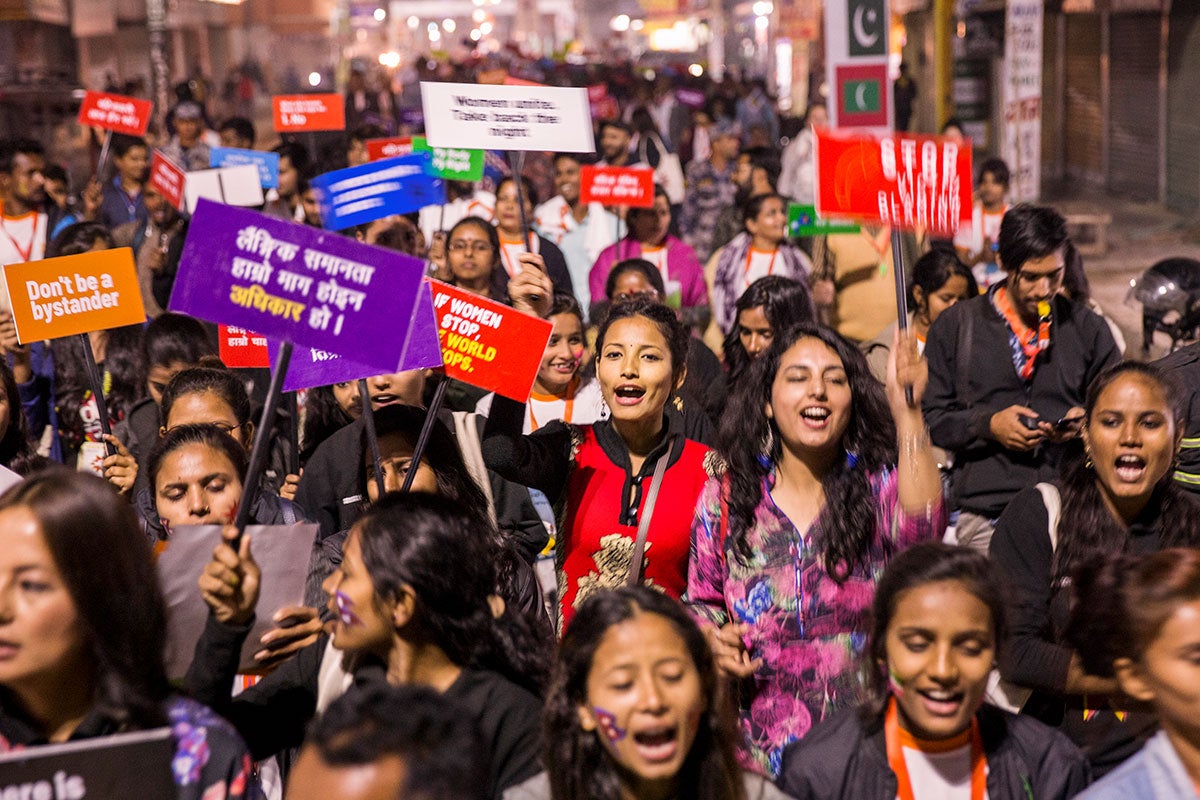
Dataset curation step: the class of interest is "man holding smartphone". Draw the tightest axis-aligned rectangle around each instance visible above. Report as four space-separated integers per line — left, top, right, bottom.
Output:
922 204 1121 552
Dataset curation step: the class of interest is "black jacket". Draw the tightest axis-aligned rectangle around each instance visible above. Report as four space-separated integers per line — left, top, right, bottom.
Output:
923 289 1119 517
778 704 1090 800
1154 342 1200 496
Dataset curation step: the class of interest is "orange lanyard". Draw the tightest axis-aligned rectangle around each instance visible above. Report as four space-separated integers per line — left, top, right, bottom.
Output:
885 697 987 800
0 211 38 262
528 379 576 432
744 247 778 279
499 234 534 277
994 286 1050 380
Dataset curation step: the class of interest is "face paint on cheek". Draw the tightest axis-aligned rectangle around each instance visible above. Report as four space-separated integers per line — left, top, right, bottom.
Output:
334 590 362 626
571 347 585 368
593 708 627 743
887 667 906 697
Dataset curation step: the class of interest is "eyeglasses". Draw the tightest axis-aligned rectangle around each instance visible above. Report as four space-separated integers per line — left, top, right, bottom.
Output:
613 289 661 303
449 240 494 254
161 421 247 436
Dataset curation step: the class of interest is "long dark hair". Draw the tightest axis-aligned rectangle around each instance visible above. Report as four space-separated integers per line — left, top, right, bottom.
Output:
0 471 169 728
1053 361 1200 583
447 215 507 301
720 324 896 581
544 587 744 800
1068 548 1200 677
908 249 977 315
160 367 253 433
51 325 145 457
354 493 547 696
147 423 249 491
142 313 216 375
865 543 1006 708
301 384 354 464
722 276 816 382
0 359 33 467
595 297 690 389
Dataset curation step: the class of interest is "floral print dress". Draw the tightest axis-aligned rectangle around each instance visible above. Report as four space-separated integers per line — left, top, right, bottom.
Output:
685 468 944 777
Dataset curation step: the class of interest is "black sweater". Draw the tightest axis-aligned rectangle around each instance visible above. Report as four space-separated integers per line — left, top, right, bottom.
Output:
185 617 543 799
778 703 1090 800
923 290 1119 517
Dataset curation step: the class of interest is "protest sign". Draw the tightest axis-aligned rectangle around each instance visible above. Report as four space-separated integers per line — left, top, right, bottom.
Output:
77 90 153 136
273 93 345 132
580 165 655 207
310 152 444 230
0 728 176 798
218 324 270 368
429 279 552 401
170 199 426 375
787 203 861 237
274 280 442 391
367 134 486 178
211 146 281 189
158 523 319 677
364 137 414 161
149 149 186 211
184 164 266 212
814 130 972 236
2 248 145 343
421 82 594 153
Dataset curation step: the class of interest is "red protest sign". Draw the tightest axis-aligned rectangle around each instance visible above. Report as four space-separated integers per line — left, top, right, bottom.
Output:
428 280 552 402
272 94 345 132
149 150 186 211
364 137 414 162
814 131 973 236
580 166 655 208
77 91 153 136
218 325 270 368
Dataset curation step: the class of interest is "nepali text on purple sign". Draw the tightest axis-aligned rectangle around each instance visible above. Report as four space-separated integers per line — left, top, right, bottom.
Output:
272 281 443 391
169 199 426 375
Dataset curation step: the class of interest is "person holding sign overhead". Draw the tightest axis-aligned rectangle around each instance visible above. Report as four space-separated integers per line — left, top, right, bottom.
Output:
493 176 574 299
484 267 720 631
0 471 255 799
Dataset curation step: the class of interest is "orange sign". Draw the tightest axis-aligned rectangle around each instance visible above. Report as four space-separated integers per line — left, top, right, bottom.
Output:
272 94 346 132
3 249 146 343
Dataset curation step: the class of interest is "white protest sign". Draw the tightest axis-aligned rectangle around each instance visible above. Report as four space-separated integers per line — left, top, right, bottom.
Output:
420 81 595 153
184 164 265 213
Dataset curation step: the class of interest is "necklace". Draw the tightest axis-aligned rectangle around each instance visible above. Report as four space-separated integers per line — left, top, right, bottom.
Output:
0 210 39 262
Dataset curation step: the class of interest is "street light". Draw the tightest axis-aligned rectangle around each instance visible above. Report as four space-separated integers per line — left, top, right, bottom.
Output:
610 14 630 32
443 18 456 32
308 71 322 86
373 7 386 21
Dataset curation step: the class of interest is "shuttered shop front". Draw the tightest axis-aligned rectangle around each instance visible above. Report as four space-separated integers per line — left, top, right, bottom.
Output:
1108 12 1162 200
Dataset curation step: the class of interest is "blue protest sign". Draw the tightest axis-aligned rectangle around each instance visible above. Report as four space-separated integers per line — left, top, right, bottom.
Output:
311 152 443 231
169 199 425 375
210 146 281 189
273 280 443 391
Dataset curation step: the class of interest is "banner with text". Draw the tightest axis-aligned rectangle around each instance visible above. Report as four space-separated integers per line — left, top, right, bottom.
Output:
274 282 443 391
218 325 270 368
814 130 972 235
364 136 485 182
311 152 443 231
77 90 152 136
170 200 426 374
1002 0 1043 202
184 164 265 213
3 248 146 343
580 165 655 207
210 146 281 189
429 279 551 401
149 150 186 211
0 729 176 798
272 94 346 132
787 204 862 236
421 82 594 153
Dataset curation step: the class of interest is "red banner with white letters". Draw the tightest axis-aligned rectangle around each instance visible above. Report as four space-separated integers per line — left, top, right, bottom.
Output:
77 91 153 136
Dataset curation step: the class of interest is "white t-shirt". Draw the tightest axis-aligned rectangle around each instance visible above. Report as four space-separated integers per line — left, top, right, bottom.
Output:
899 740 989 800
740 247 780 296
0 210 48 311
475 378 606 434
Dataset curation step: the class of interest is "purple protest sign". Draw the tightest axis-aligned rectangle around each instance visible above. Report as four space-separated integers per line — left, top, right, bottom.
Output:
170 199 426 375
272 280 443 391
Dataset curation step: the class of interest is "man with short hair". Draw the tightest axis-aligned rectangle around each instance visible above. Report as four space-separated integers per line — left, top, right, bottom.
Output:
285 680 487 800
924 203 1121 551
596 120 635 168
218 116 256 149
955 156 1011 288
680 119 741 263
533 152 617 316
710 145 781 254
160 101 211 171
0 138 50 310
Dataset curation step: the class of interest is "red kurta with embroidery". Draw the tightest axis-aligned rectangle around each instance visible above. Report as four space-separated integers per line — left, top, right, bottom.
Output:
558 428 713 628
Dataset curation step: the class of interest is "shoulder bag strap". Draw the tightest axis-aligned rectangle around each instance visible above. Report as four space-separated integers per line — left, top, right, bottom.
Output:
1035 482 1062 551
627 439 673 587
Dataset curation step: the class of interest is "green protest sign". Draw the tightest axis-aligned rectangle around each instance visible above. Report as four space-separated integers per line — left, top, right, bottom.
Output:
788 203 861 237
412 136 484 182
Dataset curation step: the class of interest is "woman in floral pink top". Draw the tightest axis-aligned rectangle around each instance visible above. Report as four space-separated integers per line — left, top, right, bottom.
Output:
685 324 945 777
